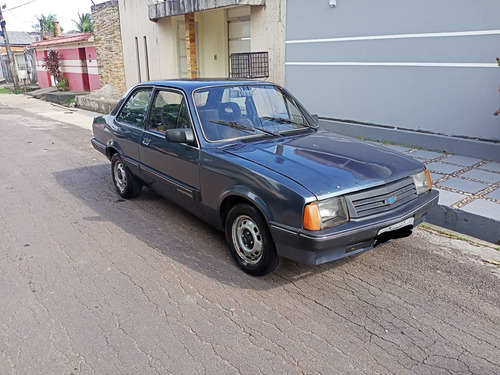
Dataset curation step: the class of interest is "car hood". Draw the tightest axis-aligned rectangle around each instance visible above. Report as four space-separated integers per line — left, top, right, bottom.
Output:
221 130 424 199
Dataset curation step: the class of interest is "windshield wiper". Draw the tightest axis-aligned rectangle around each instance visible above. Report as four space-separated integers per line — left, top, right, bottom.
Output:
253 126 279 136
210 120 254 132
210 120 278 137
261 116 310 128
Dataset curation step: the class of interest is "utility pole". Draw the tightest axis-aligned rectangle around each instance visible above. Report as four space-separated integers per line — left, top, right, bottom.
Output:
0 4 20 91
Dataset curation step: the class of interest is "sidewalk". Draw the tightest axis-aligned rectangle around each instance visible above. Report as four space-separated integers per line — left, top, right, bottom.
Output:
383 144 500 244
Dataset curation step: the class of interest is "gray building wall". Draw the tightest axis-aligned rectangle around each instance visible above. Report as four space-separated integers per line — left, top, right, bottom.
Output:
285 0 500 142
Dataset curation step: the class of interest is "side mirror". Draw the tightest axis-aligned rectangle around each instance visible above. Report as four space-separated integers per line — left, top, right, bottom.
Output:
165 128 195 145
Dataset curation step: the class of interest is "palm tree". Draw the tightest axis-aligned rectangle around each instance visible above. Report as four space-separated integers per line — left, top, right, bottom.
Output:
73 13 93 33
33 13 60 35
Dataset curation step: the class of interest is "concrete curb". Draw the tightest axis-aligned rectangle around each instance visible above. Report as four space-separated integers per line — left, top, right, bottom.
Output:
45 91 87 106
75 95 119 114
427 204 500 245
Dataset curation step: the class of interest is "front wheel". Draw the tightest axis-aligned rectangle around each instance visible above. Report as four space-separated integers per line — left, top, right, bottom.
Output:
225 204 279 276
111 154 142 199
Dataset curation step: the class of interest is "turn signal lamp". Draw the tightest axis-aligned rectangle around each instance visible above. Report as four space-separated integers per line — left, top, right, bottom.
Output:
303 197 349 230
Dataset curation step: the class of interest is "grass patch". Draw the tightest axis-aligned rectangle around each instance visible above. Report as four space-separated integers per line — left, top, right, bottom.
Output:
420 223 498 250
420 223 470 242
381 140 411 148
63 98 75 107
1 87 25 94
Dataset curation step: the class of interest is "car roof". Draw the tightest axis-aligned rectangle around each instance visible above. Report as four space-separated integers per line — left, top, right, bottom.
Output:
137 78 277 92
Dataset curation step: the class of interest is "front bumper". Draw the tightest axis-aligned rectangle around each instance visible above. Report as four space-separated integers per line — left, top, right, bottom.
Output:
270 189 439 265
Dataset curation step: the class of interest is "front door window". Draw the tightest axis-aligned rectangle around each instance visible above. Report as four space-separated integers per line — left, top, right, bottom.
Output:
148 90 191 132
116 88 152 127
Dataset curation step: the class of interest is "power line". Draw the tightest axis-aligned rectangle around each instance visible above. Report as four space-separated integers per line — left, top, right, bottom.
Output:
4 0 39 12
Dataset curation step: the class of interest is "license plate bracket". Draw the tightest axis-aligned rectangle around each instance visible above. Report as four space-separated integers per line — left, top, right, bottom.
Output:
378 217 414 236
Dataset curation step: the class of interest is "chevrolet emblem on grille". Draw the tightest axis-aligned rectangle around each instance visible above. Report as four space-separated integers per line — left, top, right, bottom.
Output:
384 196 397 205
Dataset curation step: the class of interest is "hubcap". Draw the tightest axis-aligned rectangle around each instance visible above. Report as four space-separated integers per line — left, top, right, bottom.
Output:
232 215 263 265
113 162 127 193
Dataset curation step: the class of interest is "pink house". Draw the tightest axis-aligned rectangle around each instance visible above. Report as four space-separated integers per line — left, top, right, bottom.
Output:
30 33 99 92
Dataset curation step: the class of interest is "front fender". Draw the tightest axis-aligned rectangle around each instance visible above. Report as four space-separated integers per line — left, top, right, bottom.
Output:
218 185 273 223
201 148 314 231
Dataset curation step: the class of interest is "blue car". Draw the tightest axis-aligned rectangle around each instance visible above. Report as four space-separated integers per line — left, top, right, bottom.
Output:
91 79 438 276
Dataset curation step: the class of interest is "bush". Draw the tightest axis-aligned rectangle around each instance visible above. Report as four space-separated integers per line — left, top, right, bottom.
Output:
57 76 69 92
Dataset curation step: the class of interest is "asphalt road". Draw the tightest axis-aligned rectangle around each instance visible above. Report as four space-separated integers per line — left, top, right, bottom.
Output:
0 95 499 375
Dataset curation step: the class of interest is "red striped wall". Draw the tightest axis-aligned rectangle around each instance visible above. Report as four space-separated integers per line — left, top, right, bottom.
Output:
34 50 51 88
34 45 99 92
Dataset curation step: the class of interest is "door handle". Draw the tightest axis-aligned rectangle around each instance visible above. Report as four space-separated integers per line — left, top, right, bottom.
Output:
142 138 151 146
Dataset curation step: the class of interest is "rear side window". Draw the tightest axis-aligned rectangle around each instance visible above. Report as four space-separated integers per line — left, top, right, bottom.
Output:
116 88 152 126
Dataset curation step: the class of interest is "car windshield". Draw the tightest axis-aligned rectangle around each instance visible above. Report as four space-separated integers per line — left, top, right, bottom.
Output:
193 85 316 142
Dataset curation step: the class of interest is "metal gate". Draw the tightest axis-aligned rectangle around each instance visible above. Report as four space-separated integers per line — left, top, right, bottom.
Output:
0 49 37 85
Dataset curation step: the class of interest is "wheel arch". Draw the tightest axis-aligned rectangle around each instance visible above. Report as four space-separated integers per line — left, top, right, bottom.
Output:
219 188 273 230
105 140 122 160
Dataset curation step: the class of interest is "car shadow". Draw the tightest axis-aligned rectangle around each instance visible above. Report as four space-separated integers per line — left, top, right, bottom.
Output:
53 164 356 290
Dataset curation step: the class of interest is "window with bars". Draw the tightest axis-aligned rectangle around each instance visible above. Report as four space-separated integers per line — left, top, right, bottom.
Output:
230 52 269 79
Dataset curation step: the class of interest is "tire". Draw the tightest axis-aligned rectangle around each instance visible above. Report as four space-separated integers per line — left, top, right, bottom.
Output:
111 154 142 199
225 204 279 276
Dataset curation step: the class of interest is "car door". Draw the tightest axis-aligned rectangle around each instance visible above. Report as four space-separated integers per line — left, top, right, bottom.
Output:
139 88 202 212
113 87 153 176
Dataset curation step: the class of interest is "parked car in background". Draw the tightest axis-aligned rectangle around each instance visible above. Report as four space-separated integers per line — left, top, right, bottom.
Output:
91 79 439 276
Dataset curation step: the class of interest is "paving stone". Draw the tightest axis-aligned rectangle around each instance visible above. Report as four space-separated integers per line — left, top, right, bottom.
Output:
485 188 500 201
429 172 444 183
407 150 445 160
479 162 500 173
440 155 482 166
460 199 500 221
426 162 463 174
384 144 413 153
437 177 489 194
435 188 466 207
460 170 500 184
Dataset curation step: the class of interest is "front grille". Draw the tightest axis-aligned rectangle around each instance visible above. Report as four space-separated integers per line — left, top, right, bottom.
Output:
346 177 417 218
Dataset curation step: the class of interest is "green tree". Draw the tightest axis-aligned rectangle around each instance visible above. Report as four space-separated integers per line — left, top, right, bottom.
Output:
72 13 93 33
33 13 62 34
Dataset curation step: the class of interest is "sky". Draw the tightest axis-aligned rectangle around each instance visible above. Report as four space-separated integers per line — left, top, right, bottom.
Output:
2 0 108 32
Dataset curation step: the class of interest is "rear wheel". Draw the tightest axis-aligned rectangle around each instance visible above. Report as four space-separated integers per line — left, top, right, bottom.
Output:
225 204 279 276
111 154 141 199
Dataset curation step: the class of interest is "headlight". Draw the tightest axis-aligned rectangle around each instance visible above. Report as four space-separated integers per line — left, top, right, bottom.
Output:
412 170 432 195
303 197 349 230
